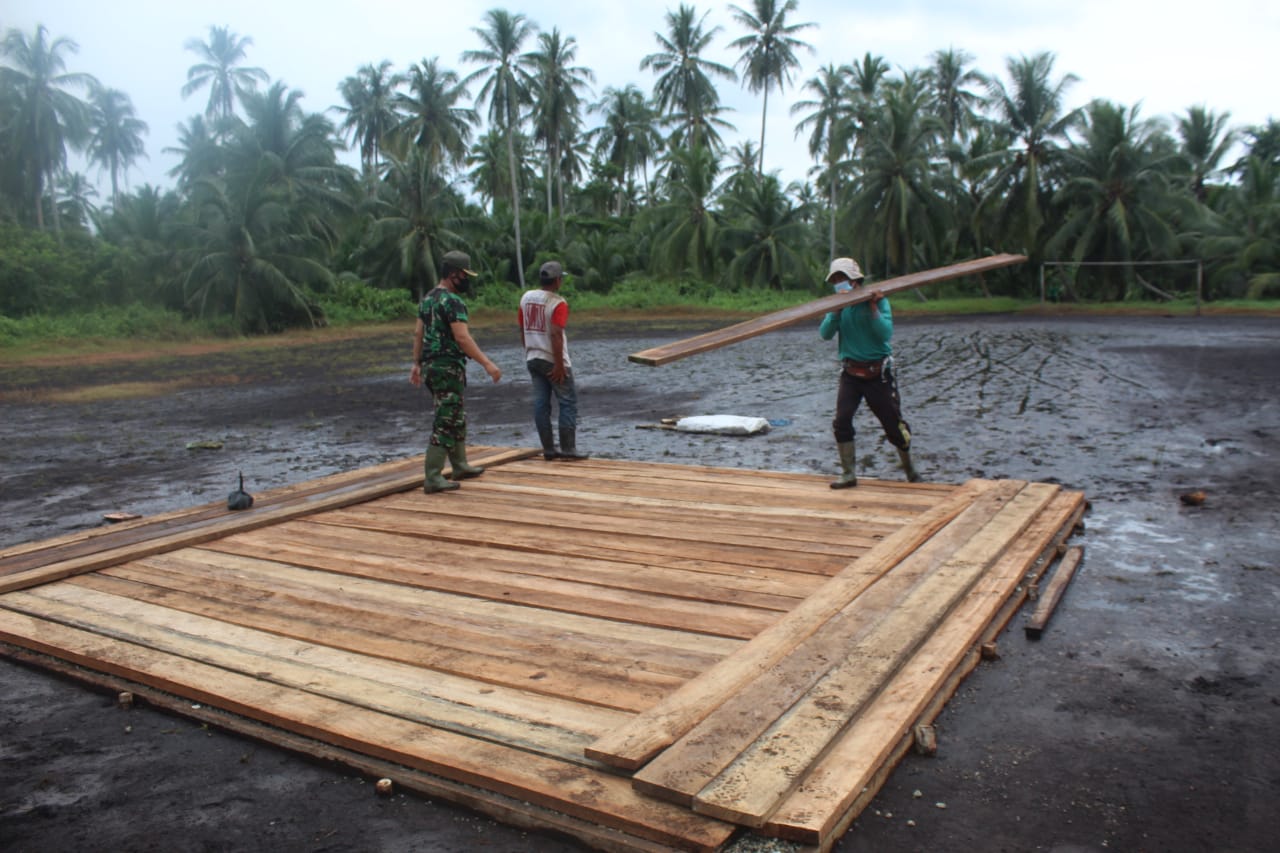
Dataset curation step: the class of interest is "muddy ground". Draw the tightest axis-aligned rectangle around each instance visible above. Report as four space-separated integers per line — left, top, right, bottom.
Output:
2 314 1278 852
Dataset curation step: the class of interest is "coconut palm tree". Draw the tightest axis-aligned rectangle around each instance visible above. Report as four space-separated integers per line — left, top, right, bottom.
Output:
53 170 98 232
792 62 854 261
1236 119 1280 171
1047 100 1187 300
842 74 951 277
845 52 890 154
719 139 761 200
719 171 811 288
86 85 148 208
357 145 469 301
974 51 1081 260
1176 105 1237 203
641 4 737 151
176 81 351 331
650 142 721 278
1201 155 1280 297
98 184 177 251
462 8 538 287
727 0 814 175
392 58 477 173
335 60 404 181
525 28 594 230
165 114 223 191
848 52 890 104
663 99 738 155
925 47 987 142
181 25 269 122
0 24 95 231
467 128 536 215
588 85 663 205
97 184 183 308
953 121 1014 287
727 140 761 178
178 168 334 331
553 131 593 213
231 82 354 244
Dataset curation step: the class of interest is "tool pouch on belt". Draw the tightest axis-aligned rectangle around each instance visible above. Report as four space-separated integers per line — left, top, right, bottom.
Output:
842 358 884 380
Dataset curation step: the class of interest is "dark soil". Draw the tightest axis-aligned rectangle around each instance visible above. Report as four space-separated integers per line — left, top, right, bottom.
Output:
2 315 1278 852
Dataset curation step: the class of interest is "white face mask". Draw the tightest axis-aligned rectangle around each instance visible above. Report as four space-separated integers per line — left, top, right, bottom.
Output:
832 281 853 294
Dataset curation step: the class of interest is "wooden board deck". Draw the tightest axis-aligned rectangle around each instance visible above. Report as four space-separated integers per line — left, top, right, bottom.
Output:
0 451 1083 852
628 254 1027 367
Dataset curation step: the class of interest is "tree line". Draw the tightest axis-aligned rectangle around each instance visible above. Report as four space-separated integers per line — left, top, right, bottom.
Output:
2 1 1277 333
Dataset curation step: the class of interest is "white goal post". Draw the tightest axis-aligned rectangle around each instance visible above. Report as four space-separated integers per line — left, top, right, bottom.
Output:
1040 259 1204 314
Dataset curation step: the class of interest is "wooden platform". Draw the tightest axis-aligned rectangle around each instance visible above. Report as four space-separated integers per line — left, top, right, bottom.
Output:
0 449 1085 852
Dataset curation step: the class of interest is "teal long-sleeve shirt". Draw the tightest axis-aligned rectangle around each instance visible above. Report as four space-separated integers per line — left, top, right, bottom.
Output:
818 298 893 361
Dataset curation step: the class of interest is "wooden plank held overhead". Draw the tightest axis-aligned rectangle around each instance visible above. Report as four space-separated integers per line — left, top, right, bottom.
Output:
627 254 1027 367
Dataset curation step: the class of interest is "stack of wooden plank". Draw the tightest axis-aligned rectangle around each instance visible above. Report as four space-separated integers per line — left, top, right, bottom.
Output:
590 478 1085 844
0 453 1084 852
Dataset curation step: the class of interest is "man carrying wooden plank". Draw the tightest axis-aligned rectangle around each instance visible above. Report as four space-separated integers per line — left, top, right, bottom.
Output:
819 258 921 487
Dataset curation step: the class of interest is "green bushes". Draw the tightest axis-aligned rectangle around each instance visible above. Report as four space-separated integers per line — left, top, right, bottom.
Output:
0 224 92 316
0 304 220 349
317 275 417 324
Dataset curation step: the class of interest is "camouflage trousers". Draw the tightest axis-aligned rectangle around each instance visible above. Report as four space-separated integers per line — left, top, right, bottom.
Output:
423 359 467 450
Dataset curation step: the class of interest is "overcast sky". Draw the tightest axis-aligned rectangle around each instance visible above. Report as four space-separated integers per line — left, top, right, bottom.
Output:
4 0 1276 198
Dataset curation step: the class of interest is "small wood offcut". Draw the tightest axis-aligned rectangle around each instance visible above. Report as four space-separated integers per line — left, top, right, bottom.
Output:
0 449 1085 852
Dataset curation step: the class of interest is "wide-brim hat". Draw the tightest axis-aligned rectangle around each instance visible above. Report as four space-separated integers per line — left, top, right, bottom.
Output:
826 257 864 283
442 250 477 277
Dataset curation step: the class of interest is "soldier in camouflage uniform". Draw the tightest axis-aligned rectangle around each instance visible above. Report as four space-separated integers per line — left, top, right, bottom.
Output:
410 251 502 493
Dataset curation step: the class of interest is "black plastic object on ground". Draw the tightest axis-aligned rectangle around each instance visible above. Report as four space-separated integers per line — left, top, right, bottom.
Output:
227 472 254 511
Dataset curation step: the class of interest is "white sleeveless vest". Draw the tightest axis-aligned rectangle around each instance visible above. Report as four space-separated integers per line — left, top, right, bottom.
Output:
520 289 572 367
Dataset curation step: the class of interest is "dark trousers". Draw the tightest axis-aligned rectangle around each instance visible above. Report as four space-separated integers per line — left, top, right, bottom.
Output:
832 365 912 449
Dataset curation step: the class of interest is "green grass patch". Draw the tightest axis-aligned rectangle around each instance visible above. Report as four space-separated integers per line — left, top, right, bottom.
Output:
4 286 1279 367
0 304 232 358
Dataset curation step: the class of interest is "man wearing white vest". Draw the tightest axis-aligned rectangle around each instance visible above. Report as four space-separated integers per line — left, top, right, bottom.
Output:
519 261 589 461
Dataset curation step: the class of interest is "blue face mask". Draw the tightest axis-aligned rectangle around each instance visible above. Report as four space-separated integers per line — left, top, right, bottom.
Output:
832 281 853 294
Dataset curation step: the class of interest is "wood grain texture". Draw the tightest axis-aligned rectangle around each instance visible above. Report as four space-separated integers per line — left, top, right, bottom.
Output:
0 450 1085 852
628 255 1027 366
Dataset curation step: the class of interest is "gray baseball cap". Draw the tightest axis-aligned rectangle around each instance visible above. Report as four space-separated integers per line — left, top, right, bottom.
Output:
442 250 476 276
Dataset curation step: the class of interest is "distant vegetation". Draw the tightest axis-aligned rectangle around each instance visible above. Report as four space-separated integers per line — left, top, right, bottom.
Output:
1 5 1277 341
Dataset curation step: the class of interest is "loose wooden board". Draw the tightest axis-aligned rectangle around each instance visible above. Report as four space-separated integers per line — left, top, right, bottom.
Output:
1025 545 1085 639
628 254 1027 366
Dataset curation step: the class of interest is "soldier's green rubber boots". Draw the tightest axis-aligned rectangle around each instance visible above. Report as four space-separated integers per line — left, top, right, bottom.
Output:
424 445 460 493
447 444 485 480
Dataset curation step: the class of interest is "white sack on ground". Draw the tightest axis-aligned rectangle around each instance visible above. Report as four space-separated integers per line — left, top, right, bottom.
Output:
674 415 771 435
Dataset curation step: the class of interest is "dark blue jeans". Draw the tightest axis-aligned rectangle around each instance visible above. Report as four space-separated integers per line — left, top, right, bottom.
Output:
526 358 578 437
